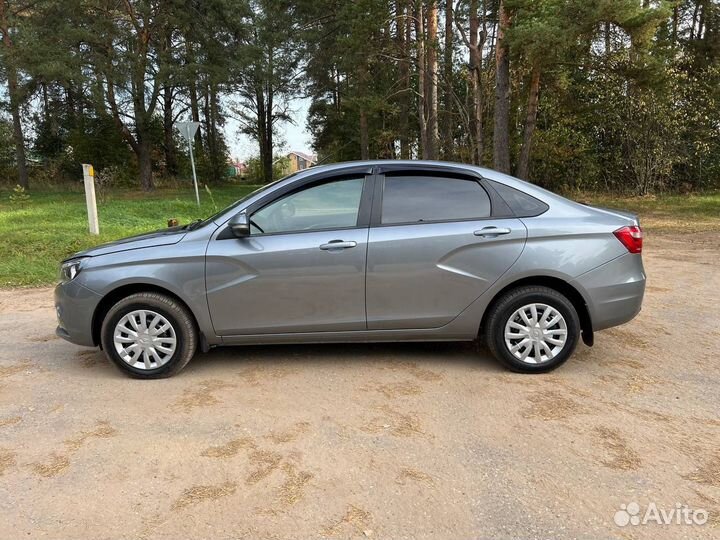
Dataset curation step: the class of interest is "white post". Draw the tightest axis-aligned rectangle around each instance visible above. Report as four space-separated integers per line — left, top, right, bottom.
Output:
188 136 200 206
82 164 99 235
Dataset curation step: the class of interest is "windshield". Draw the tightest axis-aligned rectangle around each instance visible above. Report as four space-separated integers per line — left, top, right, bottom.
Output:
190 173 299 229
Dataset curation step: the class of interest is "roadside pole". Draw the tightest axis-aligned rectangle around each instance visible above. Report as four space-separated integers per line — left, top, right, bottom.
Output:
188 135 200 206
177 121 201 206
81 164 99 235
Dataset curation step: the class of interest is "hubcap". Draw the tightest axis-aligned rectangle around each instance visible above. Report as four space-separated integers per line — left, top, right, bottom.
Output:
504 303 567 364
113 310 177 370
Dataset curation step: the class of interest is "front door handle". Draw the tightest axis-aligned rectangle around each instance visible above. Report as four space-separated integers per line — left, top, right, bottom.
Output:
319 240 357 251
474 227 512 237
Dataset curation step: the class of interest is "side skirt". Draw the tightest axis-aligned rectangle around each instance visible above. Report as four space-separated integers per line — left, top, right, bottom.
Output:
219 330 474 347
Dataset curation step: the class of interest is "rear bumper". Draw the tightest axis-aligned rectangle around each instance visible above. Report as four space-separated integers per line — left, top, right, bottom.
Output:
572 253 645 332
54 280 102 347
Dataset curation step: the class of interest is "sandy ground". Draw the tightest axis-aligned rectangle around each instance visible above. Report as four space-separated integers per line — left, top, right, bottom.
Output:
0 234 719 540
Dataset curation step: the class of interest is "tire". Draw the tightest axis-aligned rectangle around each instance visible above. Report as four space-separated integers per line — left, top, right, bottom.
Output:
100 292 198 379
485 286 580 373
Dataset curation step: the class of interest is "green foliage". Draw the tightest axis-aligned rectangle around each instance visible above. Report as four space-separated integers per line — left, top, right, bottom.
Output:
304 0 403 161
0 119 16 179
8 184 30 206
244 155 290 183
0 185 258 287
94 165 126 204
2 0 719 194
528 31 720 194
203 183 218 213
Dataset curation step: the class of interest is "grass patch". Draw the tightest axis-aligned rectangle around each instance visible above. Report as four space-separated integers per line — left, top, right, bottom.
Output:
0 184 257 287
0 185 718 287
580 192 720 233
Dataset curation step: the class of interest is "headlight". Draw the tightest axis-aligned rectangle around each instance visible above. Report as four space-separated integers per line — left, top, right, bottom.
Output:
60 258 85 282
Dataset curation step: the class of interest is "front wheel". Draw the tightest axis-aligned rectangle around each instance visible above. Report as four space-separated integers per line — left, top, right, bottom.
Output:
485 286 580 373
100 292 198 379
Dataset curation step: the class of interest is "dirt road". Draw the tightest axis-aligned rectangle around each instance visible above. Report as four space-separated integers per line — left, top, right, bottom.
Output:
1 234 718 539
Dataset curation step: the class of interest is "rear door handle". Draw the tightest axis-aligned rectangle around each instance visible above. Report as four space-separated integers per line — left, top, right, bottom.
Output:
474 227 512 237
319 240 357 250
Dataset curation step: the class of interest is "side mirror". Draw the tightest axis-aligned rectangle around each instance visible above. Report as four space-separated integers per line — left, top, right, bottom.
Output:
229 211 250 238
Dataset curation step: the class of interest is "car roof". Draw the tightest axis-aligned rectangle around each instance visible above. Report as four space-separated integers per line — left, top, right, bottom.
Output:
305 160 568 204
211 160 579 227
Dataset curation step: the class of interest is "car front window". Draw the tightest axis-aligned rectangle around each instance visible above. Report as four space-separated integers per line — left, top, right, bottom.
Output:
250 177 364 234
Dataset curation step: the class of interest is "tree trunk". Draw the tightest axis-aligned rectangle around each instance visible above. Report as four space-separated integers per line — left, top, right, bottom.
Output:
493 0 511 173
397 0 411 159
441 0 453 159
163 86 178 176
672 6 678 43
209 82 222 181
331 65 338 109
697 0 705 40
188 82 202 147
185 37 203 148
137 137 154 191
202 83 213 161
359 108 370 159
8 68 29 189
604 21 611 54
426 0 439 160
261 132 273 184
415 1 428 158
468 0 484 165
1 0 29 189
133 79 154 191
515 68 541 180
266 82 275 183
41 82 49 121
262 130 273 184
256 85 271 184
487 8 497 60
356 53 371 160
690 1 700 40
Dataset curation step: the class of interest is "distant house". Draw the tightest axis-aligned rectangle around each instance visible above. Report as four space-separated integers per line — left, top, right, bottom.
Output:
287 151 317 173
227 159 248 178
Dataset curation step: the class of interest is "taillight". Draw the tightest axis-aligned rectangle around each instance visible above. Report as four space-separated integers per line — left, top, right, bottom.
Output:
613 225 643 254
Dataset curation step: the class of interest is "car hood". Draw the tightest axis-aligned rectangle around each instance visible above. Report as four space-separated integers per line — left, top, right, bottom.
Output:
72 226 187 259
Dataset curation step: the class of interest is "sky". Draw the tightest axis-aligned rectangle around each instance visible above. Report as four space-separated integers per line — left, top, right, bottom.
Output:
224 97 314 162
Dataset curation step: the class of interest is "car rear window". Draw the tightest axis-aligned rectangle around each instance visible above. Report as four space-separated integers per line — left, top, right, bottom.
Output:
381 175 491 224
488 180 548 217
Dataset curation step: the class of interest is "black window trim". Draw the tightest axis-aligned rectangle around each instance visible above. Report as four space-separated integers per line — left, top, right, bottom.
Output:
370 169 513 228
485 178 549 218
216 162 548 240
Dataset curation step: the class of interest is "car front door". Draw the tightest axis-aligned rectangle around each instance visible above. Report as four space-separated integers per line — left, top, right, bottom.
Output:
366 171 527 330
206 174 372 336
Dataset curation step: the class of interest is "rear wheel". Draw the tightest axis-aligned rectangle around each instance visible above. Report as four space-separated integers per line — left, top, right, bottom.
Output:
485 286 580 373
100 292 197 379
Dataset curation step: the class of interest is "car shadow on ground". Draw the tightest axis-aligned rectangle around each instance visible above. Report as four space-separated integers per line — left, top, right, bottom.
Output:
68 340 506 379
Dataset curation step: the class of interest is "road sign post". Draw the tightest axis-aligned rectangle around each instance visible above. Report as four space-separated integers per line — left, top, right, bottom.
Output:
177 121 201 206
81 163 99 235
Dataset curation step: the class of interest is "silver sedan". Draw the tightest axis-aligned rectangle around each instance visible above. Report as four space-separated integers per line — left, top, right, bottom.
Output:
55 161 645 378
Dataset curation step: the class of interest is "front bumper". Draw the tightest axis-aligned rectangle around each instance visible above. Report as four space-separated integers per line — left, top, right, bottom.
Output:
572 253 646 332
54 279 103 347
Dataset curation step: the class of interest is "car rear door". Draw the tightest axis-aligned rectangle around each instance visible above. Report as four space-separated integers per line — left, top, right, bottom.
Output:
206 172 373 336
366 169 527 330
